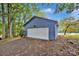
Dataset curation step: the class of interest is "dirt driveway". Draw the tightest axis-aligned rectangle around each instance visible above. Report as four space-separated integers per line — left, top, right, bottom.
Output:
0 37 79 56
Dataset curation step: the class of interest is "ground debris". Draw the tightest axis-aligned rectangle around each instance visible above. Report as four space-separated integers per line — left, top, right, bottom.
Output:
0 37 79 56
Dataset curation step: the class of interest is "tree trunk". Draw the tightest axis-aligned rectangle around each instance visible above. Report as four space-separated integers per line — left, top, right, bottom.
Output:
1 3 5 39
7 3 13 38
13 19 16 37
64 24 70 35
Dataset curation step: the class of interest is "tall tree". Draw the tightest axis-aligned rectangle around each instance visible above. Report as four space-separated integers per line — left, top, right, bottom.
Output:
59 17 78 35
7 3 12 38
0 3 45 38
1 3 5 39
55 3 79 35
11 4 45 36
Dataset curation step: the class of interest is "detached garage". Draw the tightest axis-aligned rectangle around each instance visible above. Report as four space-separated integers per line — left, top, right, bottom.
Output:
23 16 58 40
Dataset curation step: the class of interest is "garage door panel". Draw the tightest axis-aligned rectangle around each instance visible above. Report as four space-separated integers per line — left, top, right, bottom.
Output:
27 28 49 40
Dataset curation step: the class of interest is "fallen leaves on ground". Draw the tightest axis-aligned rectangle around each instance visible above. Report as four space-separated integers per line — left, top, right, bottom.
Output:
0 36 79 56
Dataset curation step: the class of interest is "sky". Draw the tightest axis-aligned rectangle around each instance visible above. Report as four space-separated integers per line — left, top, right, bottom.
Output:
36 3 79 21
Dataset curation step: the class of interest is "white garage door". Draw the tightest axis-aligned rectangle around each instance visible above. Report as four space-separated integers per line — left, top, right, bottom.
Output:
27 27 49 40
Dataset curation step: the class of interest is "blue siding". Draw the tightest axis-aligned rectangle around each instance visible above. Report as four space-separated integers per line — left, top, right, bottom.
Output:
55 24 58 39
24 17 57 40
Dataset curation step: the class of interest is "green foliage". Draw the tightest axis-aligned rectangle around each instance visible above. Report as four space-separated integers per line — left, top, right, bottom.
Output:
0 3 45 37
56 3 79 13
2 3 79 37
59 17 79 33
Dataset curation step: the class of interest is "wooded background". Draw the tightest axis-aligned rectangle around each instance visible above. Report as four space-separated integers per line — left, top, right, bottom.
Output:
0 3 79 39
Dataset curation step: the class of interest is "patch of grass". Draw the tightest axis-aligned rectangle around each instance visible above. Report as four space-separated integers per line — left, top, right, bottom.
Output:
64 34 79 38
64 34 79 44
0 37 21 45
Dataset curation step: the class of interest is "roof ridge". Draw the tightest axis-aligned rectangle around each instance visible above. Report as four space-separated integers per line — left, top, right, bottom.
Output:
23 16 58 26
33 16 57 22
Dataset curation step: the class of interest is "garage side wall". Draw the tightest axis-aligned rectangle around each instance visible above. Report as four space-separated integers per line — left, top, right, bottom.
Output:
24 18 57 40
